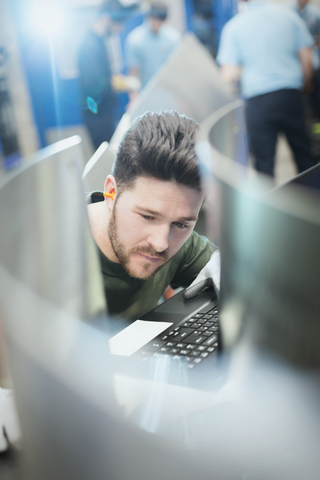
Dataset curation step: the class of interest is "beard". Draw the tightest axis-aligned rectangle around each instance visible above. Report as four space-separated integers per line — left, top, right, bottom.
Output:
108 204 169 280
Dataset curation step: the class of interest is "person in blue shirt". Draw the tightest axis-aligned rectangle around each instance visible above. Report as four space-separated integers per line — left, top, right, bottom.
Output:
125 1 180 103
217 0 317 177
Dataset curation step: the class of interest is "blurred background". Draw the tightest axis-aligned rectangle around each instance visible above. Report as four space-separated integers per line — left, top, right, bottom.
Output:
0 0 318 180
0 0 235 169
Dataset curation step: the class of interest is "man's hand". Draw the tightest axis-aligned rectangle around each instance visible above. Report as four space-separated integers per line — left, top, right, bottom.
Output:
0 388 21 451
183 250 221 300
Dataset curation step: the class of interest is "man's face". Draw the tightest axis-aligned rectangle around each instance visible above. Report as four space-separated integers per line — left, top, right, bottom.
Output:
108 176 203 280
149 17 164 33
297 0 309 9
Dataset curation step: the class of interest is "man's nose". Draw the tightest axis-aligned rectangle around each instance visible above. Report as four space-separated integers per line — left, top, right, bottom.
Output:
147 224 170 252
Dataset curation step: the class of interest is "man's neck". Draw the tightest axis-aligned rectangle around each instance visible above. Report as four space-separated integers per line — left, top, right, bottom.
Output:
87 201 118 263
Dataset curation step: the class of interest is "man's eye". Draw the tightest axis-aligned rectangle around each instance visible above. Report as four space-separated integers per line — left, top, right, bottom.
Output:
174 222 189 229
141 215 154 220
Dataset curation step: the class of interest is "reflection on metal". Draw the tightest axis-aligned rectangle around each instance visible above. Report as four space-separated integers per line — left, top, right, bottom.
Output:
196 98 248 248
197 99 320 368
82 140 108 186
0 135 106 323
83 33 234 192
195 99 320 479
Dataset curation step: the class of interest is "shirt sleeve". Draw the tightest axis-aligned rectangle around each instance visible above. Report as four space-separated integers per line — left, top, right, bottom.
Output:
170 232 218 290
216 20 242 66
292 11 314 50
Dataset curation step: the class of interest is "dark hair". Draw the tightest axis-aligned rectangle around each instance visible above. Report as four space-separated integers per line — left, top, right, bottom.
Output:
148 1 168 21
112 110 201 193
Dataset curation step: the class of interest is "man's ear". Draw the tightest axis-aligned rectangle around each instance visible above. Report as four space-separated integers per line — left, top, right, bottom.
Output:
103 175 117 208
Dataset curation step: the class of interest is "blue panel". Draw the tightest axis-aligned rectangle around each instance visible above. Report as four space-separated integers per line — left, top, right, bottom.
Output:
10 1 144 148
184 0 238 56
212 0 237 49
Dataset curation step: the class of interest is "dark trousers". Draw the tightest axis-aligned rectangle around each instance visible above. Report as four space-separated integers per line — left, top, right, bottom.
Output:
245 89 316 177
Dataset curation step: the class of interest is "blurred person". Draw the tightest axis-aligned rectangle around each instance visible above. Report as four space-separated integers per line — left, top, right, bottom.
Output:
78 0 134 149
125 1 180 103
87 110 220 320
217 0 317 177
291 0 320 119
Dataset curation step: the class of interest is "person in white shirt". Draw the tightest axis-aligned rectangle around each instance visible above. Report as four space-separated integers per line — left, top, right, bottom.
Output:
125 1 180 103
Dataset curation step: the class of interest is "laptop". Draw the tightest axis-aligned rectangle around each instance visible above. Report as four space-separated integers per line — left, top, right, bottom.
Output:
108 285 224 391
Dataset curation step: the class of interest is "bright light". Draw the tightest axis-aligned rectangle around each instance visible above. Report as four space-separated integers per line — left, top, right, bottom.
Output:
28 3 66 36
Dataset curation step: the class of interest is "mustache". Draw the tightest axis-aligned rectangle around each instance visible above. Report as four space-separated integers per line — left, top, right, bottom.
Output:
131 246 168 260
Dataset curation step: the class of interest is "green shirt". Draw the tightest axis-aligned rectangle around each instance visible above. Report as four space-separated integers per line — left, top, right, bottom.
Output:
89 192 217 320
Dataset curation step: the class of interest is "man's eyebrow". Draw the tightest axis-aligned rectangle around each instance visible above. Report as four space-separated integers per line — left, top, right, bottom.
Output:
176 216 198 223
136 206 197 222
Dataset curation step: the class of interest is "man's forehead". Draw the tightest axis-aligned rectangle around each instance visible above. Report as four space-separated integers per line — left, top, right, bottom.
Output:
124 175 202 194
120 176 204 213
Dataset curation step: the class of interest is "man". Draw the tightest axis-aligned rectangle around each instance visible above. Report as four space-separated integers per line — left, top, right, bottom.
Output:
87 110 220 320
78 1 134 149
217 0 316 177
125 2 180 95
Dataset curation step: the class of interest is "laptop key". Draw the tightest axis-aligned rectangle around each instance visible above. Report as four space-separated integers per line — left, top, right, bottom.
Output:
169 348 180 354
172 328 194 342
193 358 202 364
210 326 219 332
198 303 217 314
147 341 165 351
183 334 205 344
204 322 214 327
190 351 200 357
193 313 204 319
196 345 207 351
160 347 170 352
204 335 218 346
200 352 209 358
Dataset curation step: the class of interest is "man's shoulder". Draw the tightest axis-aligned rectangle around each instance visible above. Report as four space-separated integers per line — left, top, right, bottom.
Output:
160 24 181 41
126 23 148 44
177 231 215 259
221 7 252 35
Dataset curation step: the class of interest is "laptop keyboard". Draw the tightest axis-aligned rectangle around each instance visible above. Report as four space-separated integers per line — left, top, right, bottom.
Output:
137 302 220 369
